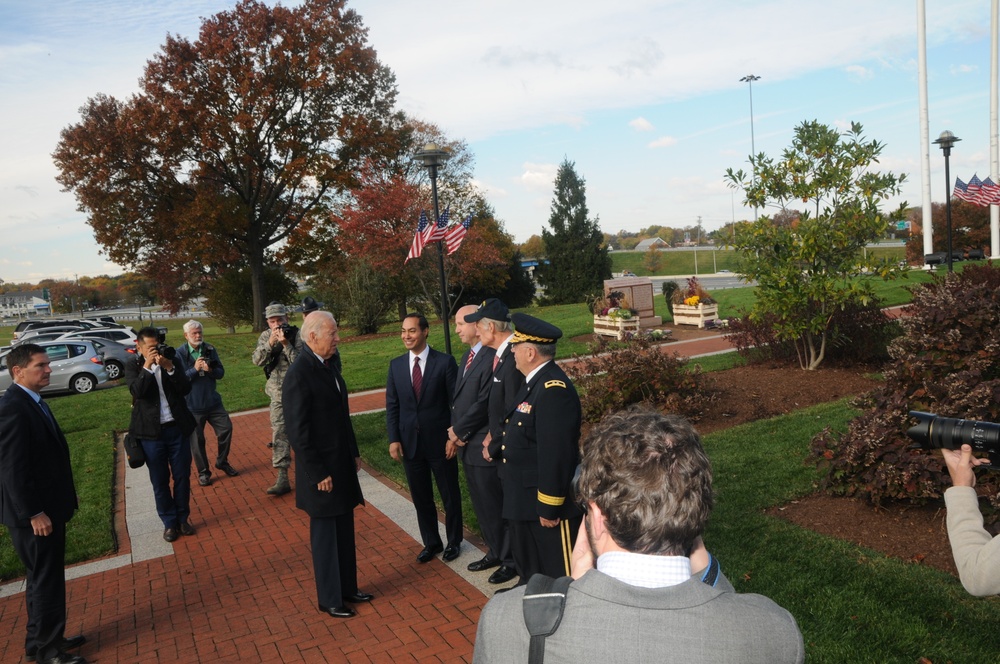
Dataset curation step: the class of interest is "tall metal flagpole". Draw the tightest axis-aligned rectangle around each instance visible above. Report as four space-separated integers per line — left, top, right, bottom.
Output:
991 0 999 257
740 74 761 220
917 0 934 261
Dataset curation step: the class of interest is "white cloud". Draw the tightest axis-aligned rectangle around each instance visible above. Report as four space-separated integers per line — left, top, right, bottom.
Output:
471 178 508 198
648 136 678 149
630 117 654 132
845 64 874 80
519 163 558 191
950 63 977 75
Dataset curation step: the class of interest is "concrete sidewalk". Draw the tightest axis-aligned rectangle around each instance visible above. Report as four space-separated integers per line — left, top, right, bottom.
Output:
0 333 737 663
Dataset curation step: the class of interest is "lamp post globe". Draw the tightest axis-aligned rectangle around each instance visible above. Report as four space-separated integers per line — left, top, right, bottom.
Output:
933 130 961 273
413 142 453 354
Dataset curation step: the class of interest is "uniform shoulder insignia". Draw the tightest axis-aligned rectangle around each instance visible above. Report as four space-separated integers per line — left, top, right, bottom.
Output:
544 379 567 389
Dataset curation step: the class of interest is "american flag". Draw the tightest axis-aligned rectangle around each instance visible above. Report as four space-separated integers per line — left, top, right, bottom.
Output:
966 174 983 202
405 210 430 263
425 207 450 243
975 176 1000 206
953 177 971 203
445 214 473 255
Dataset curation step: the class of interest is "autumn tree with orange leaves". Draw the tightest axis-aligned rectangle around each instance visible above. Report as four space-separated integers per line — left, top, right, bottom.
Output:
53 0 400 329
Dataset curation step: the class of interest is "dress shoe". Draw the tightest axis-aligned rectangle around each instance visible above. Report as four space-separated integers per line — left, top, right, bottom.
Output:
198 473 211 486
26 636 86 662
215 462 240 476
179 521 196 536
488 565 518 584
163 527 179 543
442 544 461 562
467 556 501 572
416 543 443 563
318 604 356 618
343 591 375 603
38 652 87 664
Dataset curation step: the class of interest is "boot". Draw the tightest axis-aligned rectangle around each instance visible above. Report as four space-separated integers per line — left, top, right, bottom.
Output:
266 468 291 496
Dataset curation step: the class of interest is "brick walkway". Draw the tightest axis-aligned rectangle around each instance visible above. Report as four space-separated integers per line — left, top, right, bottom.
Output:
0 333 739 664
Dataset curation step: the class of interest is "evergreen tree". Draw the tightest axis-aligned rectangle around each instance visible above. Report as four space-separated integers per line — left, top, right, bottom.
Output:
539 159 611 303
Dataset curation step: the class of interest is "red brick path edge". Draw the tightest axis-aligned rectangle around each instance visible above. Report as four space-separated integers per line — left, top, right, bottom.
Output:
0 331 752 663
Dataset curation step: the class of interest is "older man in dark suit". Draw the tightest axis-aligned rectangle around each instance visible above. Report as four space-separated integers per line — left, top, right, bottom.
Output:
0 344 88 664
283 311 371 619
386 312 462 564
447 305 499 575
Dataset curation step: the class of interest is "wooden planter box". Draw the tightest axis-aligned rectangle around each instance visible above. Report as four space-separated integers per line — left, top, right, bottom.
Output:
593 315 641 340
672 303 719 329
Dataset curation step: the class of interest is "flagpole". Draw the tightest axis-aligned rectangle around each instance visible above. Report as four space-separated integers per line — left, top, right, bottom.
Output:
414 143 453 356
991 0 999 257
917 0 935 262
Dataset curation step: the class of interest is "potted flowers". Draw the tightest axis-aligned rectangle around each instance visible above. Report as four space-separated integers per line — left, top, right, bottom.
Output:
592 291 641 339
670 277 719 328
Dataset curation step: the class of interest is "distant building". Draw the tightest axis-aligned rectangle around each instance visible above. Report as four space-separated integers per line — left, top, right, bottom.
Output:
635 237 669 251
0 291 51 318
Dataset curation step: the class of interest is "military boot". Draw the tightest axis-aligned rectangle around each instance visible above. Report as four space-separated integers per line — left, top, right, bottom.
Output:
266 468 291 496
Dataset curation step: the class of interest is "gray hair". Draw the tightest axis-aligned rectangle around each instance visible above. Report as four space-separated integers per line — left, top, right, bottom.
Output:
183 320 203 334
481 317 512 333
301 310 335 340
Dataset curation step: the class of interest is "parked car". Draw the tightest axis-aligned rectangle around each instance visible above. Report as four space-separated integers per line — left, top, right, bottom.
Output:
0 340 108 395
78 337 137 381
13 326 89 345
57 327 137 346
12 319 83 340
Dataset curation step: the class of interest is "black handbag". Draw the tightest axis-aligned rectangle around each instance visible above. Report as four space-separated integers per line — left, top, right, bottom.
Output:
124 431 145 469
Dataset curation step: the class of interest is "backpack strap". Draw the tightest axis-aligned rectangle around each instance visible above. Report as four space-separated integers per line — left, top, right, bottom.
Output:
522 573 573 664
699 552 722 587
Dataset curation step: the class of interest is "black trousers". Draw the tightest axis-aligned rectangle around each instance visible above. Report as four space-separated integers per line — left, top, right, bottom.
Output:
463 462 511 565
191 407 234 477
403 454 463 549
509 515 581 582
309 511 358 608
10 520 67 660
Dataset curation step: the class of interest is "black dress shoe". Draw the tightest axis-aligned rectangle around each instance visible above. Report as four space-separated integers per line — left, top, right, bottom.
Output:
215 462 240 476
163 527 179 542
179 521 196 536
198 473 211 486
38 652 87 664
318 604 356 618
343 591 375 603
27 635 87 661
467 556 501 572
442 544 461 562
488 565 518 584
416 544 443 563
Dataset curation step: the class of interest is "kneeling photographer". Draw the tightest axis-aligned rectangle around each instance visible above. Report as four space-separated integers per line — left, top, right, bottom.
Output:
908 411 1000 596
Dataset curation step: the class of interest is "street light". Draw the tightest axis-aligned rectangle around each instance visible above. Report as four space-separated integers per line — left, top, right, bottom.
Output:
932 130 961 273
740 74 761 220
413 142 453 355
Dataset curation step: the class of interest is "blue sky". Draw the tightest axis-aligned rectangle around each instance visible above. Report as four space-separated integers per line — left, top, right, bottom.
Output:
0 0 995 282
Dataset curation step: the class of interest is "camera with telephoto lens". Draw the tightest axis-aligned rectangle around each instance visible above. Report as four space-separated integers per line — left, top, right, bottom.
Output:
155 330 176 362
906 411 1000 466
279 322 298 342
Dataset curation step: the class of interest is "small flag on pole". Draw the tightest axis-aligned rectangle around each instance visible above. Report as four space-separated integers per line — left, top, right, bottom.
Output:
445 214 473 255
405 210 429 263
954 177 971 203
425 207 450 243
976 177 1000 206
966 174 983 201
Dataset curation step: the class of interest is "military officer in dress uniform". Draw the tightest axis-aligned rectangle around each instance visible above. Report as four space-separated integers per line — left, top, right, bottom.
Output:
498 313 582 583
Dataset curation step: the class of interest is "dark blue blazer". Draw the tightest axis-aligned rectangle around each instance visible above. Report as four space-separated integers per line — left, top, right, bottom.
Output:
451 344 496 467
386 347 457 460
0 384 78 527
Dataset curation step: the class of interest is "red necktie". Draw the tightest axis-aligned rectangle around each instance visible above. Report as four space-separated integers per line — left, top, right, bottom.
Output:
412 356 423 399
492 355 500 371
464 349 476 373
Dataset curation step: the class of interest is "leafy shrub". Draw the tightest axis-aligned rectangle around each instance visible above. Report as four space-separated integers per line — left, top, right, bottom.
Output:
661 281 679 316
725 310 798 364
564 335 716 425
811 264 1000 514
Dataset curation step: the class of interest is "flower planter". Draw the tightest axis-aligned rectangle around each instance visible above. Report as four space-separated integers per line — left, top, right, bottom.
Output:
672 303 719 329
593 315 640 340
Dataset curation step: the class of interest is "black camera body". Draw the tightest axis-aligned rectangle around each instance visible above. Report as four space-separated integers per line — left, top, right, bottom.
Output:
154 330 176 361
906 411 1000 466
279 322 298 342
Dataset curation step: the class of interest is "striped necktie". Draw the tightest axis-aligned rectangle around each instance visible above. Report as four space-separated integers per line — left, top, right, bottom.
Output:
412 356 423 399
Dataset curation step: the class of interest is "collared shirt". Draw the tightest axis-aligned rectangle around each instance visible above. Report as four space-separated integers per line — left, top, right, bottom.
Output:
15 382 42 403
309 348 340 391
597 551 692 589
144 363 175 424
523 359 552 385
495 334 515 359
409 345 430 387
186 343 202 362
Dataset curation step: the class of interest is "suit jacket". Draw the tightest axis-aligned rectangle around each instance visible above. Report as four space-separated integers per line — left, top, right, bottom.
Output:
386 347 457 461
0 384 78 527
499 361 581 522
945 486 1000 596
487 343 524 459
176 342 225 413
451 345 496 467
473 569 805 664
283 351 364 518
125 356 197 439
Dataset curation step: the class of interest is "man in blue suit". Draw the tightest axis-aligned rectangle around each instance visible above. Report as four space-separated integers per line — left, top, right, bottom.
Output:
386 313 462 563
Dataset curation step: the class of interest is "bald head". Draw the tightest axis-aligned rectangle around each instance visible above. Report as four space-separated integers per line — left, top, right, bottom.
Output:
455 305 480 347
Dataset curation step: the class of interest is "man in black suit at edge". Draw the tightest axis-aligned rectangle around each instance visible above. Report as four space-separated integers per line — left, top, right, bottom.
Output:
0 344 88 664
283 311 372 619
447 305 499 576
467 298 521 585
386 312 463 564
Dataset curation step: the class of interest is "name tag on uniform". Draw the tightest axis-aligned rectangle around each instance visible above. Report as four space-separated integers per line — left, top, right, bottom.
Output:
517 402 532 414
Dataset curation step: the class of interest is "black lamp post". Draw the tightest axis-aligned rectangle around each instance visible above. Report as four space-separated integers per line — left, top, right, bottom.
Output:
413 142 453 355
740 74 761 220
933 130 961 273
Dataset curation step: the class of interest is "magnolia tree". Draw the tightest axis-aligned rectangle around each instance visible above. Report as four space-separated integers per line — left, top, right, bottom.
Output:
725 120 907 370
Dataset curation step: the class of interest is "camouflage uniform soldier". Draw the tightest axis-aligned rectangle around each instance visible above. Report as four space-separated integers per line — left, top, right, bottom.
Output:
251 302 303 495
